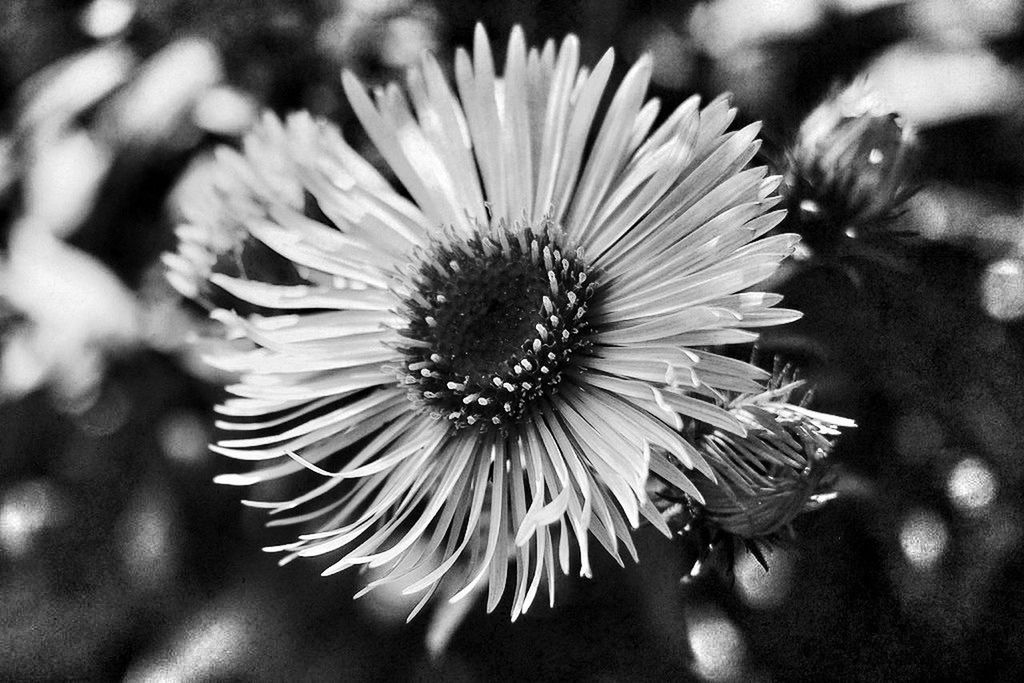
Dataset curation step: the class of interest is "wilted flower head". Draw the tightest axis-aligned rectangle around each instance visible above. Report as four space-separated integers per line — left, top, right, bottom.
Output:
785 80 917 249
176 25 807 619
658 365 854 573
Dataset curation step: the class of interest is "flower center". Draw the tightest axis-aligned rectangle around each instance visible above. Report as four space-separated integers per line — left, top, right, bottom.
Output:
398 222 595 430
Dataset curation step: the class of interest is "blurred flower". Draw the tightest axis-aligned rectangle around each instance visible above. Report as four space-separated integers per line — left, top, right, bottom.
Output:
316 0 441 76
14 43 133 239
865 42 1024 127
163 132 304 305
177 25 803 618
13 33 239 238
785 80 918 249
688 0 826 116
689 0 824 58
191 85 259 137
23 126 113 239
908 0 1024 46
659 365 853 572
16 42 136 134
96 37 224 147
1 30 246 407
0 223 139 406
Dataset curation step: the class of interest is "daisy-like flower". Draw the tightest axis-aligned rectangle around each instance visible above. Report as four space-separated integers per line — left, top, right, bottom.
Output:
181 25 804 619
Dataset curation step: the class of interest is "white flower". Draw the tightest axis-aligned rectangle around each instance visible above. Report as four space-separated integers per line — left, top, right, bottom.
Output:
178 25 802 619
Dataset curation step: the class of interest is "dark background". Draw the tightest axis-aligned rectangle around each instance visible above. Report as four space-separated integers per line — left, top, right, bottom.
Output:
3 0 1024 679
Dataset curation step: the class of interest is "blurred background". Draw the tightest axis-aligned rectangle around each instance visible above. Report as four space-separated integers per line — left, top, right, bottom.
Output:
3 0 1024 679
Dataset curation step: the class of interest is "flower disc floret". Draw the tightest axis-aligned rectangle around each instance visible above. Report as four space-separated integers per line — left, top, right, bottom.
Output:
398 222 594 430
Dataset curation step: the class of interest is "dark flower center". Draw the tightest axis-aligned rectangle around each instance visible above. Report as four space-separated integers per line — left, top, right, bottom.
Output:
398 222 595 430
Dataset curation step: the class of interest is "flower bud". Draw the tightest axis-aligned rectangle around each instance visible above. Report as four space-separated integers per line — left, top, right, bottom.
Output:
785 80 917 251
656 372 854 575
693 392 849 540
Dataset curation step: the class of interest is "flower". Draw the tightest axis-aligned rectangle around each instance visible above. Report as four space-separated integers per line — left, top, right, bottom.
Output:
163 143 306 308
180 25 804 619
784 80 917 251
694 381 852 539
0 32 246 408
0 222 139 406
657 365 854 574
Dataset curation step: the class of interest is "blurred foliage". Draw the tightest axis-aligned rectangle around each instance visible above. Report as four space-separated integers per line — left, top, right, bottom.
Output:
3 0 1024 679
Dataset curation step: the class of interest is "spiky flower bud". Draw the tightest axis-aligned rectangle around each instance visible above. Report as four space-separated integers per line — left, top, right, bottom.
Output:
693 385 851 540
656 367 854 575
784 80 917 252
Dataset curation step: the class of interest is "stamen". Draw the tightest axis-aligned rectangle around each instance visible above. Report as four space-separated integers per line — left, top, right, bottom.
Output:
396 223 595 431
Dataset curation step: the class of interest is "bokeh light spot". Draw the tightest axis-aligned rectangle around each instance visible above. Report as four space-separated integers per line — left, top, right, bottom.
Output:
157 410 210 466
980 257 1024 321
947 458 997 513
382 15 439 69
118 494 176 592
641 24 694 89
899 509 949 569
80 0 135 39
76 382 130 437
734 548 793 609
687 609 747 682
0 480 65 558
125 608 248 680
